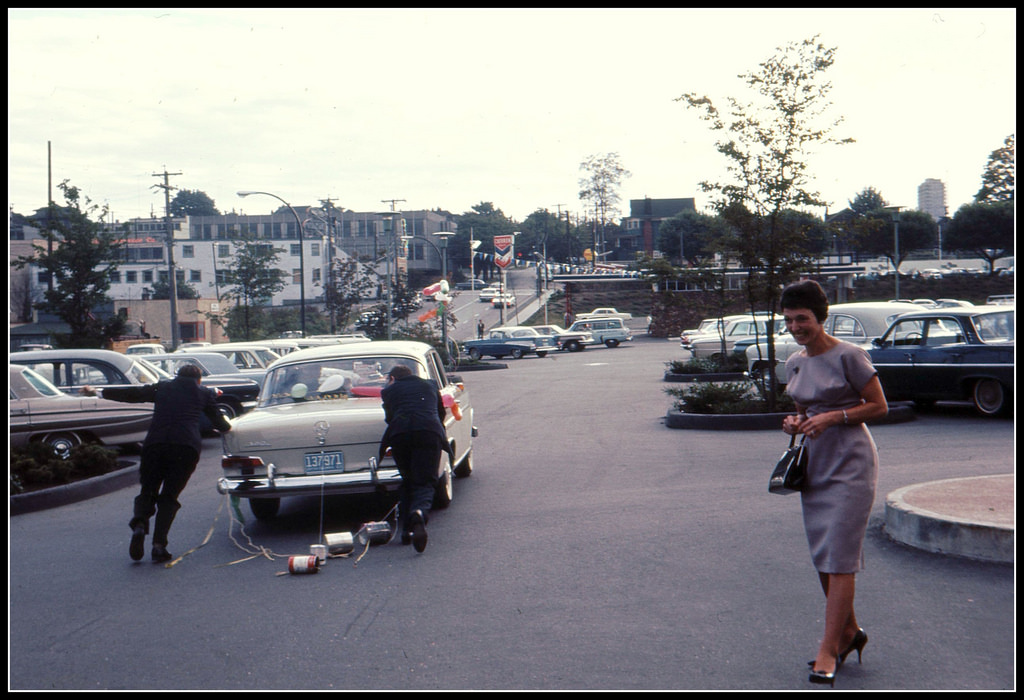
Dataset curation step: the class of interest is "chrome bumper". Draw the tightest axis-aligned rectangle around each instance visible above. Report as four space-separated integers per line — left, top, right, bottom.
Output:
217 467 403 499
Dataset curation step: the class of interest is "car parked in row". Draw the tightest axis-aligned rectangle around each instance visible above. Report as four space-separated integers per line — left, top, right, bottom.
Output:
217 340 477 521
531 324 595 352
461 326 558 360
688 313 785 360
10 364 153 459
567 317 633 347
869 305 1014 416
745 302 921 384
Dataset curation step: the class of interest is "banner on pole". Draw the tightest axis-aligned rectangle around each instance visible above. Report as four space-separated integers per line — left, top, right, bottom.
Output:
494 235 513 269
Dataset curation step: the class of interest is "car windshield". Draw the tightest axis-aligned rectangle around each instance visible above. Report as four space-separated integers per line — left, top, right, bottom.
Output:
260 356 422 407
972 311 1014 342
19 367 63 397
132 358 170 383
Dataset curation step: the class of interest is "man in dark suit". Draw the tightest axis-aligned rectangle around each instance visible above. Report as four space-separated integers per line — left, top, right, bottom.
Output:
95 364 231 562
378 364 452 553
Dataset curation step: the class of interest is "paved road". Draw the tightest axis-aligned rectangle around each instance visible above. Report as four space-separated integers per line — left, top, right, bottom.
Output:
9 337 1014 690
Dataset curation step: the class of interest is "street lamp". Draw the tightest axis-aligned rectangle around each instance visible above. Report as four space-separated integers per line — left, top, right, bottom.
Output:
238 190 307 337
375 212 398 340
884 205 903 299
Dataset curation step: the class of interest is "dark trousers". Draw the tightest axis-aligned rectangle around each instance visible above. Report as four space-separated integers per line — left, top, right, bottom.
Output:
130 443 199 546
388 430 442 529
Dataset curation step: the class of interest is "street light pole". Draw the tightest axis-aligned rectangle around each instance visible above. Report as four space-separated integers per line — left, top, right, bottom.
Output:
885 205 903 299
238 190 307 337
435 230 455 366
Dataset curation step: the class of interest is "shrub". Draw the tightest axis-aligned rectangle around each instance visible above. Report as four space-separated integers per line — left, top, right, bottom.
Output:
665 380 795 415
10 442 120 495
666 354 746 375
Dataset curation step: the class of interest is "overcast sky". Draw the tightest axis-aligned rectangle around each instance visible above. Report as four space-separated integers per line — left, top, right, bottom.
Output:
8 8 1015 225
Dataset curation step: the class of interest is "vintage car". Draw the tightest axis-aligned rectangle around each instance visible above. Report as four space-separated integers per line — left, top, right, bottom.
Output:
142 352 262 418
217 340 477 520
531 324 595 352
688 313 785 360
491 292 517 308
868 305 1014 416
477 285 504 302
575 307 632 321
9 348 252 429
10 364 153 458
567 317 633 348
461 326 557 360
745 302 922 384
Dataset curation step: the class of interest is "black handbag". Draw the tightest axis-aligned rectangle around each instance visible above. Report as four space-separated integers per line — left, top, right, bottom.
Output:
769 434 807 494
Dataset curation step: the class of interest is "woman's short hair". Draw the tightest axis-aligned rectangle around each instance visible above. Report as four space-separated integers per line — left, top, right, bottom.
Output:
780 280 829 322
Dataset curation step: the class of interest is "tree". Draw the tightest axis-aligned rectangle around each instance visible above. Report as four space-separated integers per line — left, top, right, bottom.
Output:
13 180 126 347
322 257 378 331
677 36 853 406
854 208 937 272
944 200 1014 274
657 210 729 266
169 189 219 216
452 202 517 281
848 187 887 216
578 153 631 264
146 277 199 300
220 232 287 340
974 134 1014 204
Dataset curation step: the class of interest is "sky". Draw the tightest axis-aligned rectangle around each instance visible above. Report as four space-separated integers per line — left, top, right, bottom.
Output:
8 8 1016 225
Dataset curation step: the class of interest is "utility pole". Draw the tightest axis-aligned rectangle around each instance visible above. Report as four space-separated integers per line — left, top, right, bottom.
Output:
320 197 337 333
152 168 182 348
379 199 405 340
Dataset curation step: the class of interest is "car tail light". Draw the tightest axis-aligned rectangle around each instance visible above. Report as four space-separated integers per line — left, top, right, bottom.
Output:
222 455 265 471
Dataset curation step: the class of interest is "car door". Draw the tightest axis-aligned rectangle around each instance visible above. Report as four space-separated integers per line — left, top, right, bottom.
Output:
871 317 963 400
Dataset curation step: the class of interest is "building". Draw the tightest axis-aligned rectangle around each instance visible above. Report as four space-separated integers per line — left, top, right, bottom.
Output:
917 178 947 221
617 197 697 259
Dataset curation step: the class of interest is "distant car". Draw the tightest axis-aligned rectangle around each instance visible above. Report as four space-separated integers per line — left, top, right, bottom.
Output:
142 352 262 418
567 317 633 348
10 364 153 459
869 305 1014 416
531 324 595 352
197 343 281 371
177 341 212 350
575 307 632 321
746 302 921 384
454 279 486 291
491 292 516 308
217 340 477 521
688 313 785 360
15 343 54 352
478 286 503 302
462 326 557 360
124 343 166 355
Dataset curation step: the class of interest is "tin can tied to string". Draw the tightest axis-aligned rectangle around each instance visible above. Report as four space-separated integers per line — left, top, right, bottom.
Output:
287 555 320 574
325 531 355 555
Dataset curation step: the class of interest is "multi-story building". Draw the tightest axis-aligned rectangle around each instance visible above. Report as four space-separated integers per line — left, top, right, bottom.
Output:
917 178 947 221
617 197 697 259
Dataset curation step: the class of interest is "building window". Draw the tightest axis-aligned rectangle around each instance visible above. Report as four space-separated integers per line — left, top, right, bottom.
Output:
143 270 154 283
312 268 321 284
311 242 320 257
178 322 205 342
182 245 194 258
292 268 301 284
189 270 202 283
218 244 230 258
290 244 301 257
125 271 138 283
109 270 122 283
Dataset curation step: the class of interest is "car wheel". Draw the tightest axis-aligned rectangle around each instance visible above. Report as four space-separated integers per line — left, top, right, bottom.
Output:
536 351 548 358
605 339 619 348
433 458 453 509
43 432 82 460
249 497 281 521
216 401 238 419
566 340 581 352
511 348 525 359
468 348 481 361
972 378 1007 416
453 448 474 478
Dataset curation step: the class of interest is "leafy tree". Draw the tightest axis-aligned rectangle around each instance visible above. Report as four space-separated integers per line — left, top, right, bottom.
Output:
578 152 631 264
854 208 937 271
848 187 887 216
146 277 199 299
452 202 517 280
322 257 378 331
678 36 853 406
13 180 126 347
974 134 1014 203
220 232 287 340
944 200 1014 274
657 210 729 266
169 189 219 216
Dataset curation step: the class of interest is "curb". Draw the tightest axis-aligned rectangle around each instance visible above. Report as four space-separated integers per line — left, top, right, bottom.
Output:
884 474 1014 563
10 460 139 516
663 372 747 383
664 404 917 431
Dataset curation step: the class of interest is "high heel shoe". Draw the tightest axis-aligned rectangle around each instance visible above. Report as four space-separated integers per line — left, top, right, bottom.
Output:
808 658 839 687
839 628 868 664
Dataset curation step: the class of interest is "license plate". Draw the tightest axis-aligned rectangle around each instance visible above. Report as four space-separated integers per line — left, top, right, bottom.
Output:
304 451 344 474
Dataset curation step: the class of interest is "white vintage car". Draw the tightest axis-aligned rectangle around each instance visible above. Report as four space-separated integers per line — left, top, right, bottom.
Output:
218 340 477 521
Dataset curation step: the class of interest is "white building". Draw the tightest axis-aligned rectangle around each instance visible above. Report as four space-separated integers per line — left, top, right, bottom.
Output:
917 178 948 221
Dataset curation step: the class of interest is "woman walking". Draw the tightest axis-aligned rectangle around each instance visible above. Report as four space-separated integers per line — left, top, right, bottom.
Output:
780 281 889 687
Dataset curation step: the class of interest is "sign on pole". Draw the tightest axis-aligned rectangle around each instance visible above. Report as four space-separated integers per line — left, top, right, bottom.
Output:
494 235 513 269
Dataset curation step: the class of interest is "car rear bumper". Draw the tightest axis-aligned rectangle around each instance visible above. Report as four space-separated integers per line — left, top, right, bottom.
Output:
217 467 402 499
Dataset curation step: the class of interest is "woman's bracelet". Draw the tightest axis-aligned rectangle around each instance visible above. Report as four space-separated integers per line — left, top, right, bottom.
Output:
842 409 849 424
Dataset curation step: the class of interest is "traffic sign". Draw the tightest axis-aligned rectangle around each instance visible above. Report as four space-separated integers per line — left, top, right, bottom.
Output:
494 235 513 269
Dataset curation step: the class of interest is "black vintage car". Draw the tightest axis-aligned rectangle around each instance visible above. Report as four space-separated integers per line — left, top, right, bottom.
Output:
868 306 1014 416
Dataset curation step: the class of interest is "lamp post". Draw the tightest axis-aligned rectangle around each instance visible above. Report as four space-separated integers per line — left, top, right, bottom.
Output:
375 212 397 340
884 206 903 299
435 230 455 365
238 190 307 337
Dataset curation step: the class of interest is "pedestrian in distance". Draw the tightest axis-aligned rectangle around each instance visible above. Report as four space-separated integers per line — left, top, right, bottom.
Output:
87 364 232 563
378 364 453 553
779 280 889 687
477 319 485 339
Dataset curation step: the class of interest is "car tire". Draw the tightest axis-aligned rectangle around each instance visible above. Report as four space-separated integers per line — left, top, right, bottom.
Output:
249 497 281 521
216 401 238 419
536 351 548 358
566 340 582 352
453 448 474 478
605 339 619 348
43 431 83 460
511 348 525 359
468 348 482 361
433 458 453 509
972 378 1008 416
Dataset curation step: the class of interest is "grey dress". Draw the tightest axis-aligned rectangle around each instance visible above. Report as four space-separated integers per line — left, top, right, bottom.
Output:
785 341 880 574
